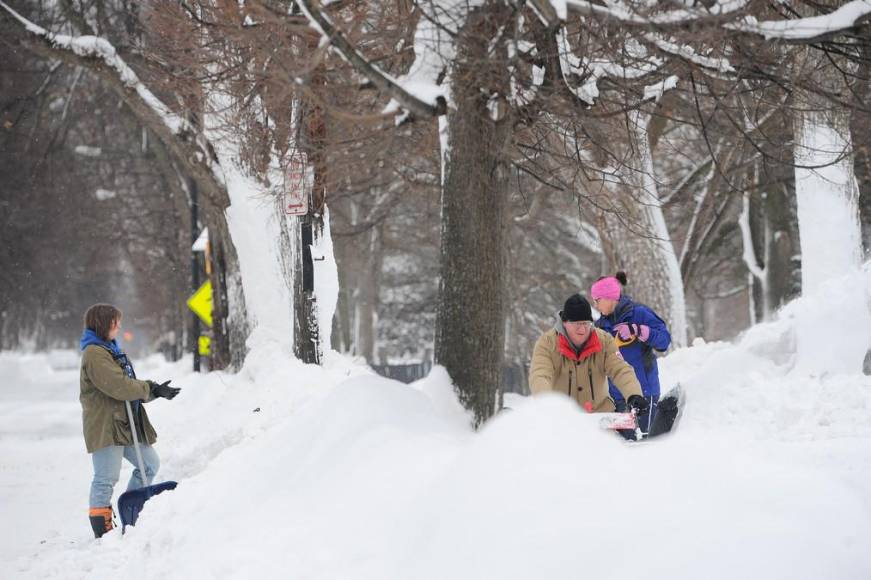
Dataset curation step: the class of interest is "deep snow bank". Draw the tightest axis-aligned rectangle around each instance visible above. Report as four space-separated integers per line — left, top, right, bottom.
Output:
3 267 871 579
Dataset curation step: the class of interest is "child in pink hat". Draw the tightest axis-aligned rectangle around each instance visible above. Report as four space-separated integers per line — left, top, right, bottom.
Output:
590 276 622 302
591 271 671 437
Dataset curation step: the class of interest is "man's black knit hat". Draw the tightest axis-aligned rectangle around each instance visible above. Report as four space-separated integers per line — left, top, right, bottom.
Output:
560 294 593 322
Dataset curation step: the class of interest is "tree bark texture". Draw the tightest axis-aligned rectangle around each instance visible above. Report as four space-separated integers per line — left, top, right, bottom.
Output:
596 111 688 346
355 225 382 362
292 216 322 364
743 180 799 324
791 45 867 376
793 104 863 292
207 217 248 370
292 89 329 364
435 6 513 426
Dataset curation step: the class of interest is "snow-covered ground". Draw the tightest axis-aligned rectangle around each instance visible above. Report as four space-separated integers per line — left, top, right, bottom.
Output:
2 271 870 579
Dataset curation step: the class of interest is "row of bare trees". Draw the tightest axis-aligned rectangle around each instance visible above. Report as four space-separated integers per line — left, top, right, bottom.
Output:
2 1 869 423
0 33 192 354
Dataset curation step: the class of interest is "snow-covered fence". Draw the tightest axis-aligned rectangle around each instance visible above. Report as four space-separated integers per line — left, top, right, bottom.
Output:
370 362 433 384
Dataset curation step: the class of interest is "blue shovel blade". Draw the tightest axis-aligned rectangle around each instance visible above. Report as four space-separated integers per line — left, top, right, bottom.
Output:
118 481 178 530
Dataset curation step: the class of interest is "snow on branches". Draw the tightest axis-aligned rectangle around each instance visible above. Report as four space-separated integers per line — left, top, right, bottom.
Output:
0 0 188 136
732 0 871 40
296 0 447 122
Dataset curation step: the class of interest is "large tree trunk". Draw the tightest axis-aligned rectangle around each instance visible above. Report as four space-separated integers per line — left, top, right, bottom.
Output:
331 227 354 355
146 122 246 369
793 110 863 292
293 120 325 364
741 159 800 324
791 46 867 375
790 29 863 293
207 217 247 369
435 7 512 426
205 103 295 354
853 42 871 255
331 199 382 361
292 214 322 364
355 224 381 362
293 50 339 365
597 110 688 347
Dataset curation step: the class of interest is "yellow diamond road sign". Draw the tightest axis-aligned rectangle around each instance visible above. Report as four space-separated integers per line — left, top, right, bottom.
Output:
187 281 213 327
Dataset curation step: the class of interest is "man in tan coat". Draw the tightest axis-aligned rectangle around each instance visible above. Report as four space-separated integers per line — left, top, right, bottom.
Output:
529 294 648 415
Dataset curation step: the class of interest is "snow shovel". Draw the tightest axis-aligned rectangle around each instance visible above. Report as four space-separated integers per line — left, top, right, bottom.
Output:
117 400 178 532
599 408 644 441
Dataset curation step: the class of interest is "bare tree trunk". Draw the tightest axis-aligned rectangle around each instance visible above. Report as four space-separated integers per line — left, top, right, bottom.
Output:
791 46 866 375
746 121 802 322
740 186 770 323
793 106 863 292
435 7 512 426
332 233 353 355
293 90 328 364
742 175 799 325
331 199 382 361
207 218 246 369
598 110 687 346
292 215 321 364
143 116 249 368
356 224 381 362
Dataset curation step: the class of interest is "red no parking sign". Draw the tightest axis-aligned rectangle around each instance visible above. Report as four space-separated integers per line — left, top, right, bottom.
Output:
284 152 310 216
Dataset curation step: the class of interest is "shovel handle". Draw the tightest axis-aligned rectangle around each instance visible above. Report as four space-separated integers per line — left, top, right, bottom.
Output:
124 400 148 483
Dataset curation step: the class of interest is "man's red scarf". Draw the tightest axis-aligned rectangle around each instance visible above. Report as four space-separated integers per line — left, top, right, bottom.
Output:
558 330 602 362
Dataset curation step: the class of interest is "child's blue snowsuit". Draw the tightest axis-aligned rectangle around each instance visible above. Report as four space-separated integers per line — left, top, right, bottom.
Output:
595 295 671 433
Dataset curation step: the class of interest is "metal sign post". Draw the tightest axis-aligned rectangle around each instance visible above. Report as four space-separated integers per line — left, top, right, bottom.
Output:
189 177 200 372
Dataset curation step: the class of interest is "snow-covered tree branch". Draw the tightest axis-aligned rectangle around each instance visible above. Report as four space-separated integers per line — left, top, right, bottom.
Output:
296 0 447 120
0 0 228 209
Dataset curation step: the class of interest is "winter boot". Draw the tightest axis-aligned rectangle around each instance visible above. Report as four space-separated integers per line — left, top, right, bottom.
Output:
648 394 679 438
89 506 114 538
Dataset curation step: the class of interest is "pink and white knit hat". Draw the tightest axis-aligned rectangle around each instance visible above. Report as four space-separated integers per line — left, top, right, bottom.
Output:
590 277 622 301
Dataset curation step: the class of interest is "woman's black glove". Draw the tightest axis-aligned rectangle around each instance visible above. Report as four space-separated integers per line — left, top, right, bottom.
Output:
627 394 649 414
148 379 181 400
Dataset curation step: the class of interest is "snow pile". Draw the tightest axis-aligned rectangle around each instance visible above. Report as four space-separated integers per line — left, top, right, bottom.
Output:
2 268 871 579
666 265 871 441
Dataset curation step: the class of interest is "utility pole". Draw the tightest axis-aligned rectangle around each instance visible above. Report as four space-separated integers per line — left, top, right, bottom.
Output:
190 176 201 372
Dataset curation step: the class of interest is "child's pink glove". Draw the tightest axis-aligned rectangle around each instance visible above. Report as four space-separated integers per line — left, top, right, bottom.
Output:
614 323 650 342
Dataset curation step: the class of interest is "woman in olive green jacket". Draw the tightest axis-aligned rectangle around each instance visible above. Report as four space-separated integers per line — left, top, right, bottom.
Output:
529 294 648 414
79 304 180 538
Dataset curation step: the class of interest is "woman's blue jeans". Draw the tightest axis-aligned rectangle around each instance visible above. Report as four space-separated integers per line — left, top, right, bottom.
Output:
89 445 160 508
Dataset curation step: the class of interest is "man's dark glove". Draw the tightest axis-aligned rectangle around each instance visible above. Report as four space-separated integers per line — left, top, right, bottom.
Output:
627 394 649 414
149 379 181 400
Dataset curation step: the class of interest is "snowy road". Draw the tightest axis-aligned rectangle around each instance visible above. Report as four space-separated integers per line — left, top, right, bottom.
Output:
0 352 92 563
